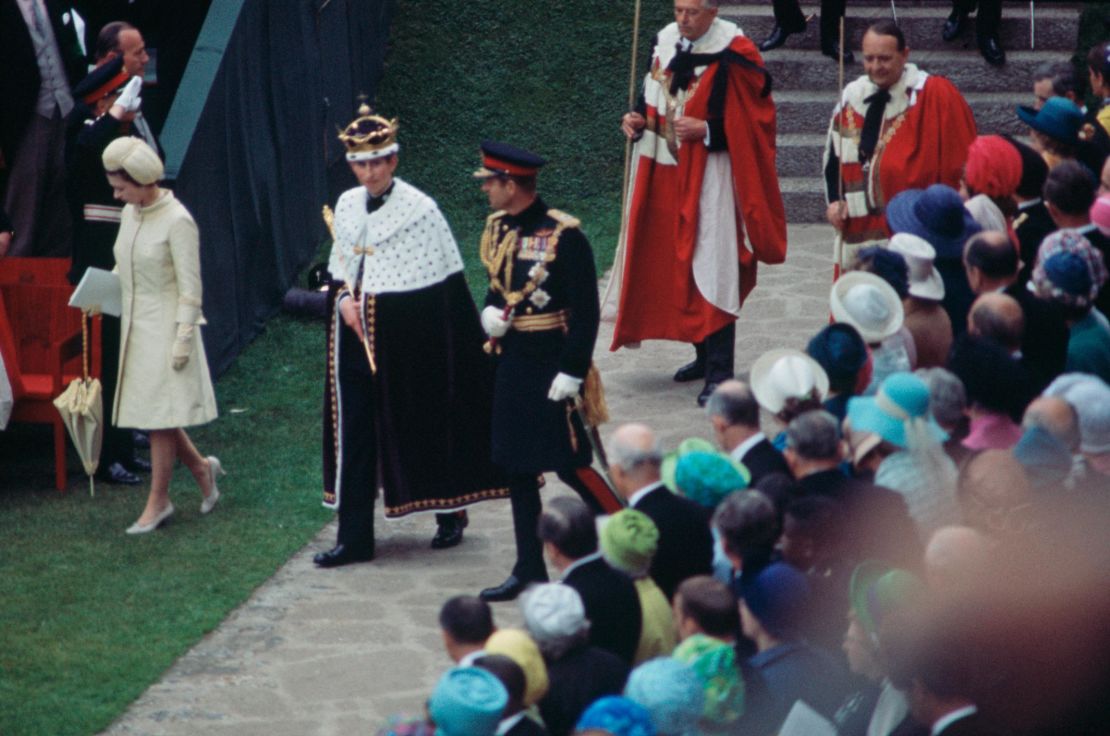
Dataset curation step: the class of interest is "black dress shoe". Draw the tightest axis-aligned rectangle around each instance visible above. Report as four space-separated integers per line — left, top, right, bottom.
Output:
125 456 152 473
759 24 803 53
942 12 966 42
978 36 1005 66
314 544 375 568
96 461 142 485
697 382 721 408
673 360 706 383
132 430 150 449
431 512 468 549
480 575 531 602
821 44 854 64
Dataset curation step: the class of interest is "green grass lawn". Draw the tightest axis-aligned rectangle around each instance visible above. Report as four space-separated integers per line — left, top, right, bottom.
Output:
0 2 668 732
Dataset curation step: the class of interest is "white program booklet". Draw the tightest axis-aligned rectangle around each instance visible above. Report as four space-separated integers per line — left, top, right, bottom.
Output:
69 267 122 317
778 700 838 736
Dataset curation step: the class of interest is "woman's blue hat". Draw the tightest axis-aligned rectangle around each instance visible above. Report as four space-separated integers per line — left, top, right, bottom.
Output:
886 184 982 260
846 372 947 448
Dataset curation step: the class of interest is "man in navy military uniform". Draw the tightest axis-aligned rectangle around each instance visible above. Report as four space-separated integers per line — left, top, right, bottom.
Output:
65 57 149 485
474 141 606 602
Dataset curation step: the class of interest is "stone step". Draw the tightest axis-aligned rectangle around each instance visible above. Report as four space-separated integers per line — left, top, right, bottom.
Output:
777 134 828 178
774 91 1029 136
763 48 1062 93
780 176 834 224
721 3 1078 52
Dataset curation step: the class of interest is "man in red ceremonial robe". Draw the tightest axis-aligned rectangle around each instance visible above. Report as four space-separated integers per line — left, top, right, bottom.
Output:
824 20 977 275
610 0 787 407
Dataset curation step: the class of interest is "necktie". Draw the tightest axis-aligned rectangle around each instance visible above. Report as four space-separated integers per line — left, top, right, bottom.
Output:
28 0 50 45
858 89 891 163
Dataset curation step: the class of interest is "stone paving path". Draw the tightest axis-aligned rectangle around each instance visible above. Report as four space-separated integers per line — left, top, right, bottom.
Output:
102 225 835 735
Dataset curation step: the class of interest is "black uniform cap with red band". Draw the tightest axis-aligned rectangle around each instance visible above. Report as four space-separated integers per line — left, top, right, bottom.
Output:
473 140 546 179
73 56 130 106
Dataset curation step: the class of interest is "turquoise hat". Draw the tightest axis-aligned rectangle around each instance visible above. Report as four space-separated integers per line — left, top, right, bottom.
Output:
661 438 750 500
576 696 656 736
846 372 946 448
624 658 705 736
428 667 508 736
674 451 750 508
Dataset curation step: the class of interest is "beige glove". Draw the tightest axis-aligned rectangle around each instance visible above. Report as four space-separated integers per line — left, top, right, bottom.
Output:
172 323 194 371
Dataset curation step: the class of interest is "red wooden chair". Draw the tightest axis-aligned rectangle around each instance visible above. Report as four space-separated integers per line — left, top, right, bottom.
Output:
0 257 100 490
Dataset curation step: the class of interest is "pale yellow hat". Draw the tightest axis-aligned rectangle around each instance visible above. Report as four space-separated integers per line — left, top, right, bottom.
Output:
102 137 163 185
483 629 549 707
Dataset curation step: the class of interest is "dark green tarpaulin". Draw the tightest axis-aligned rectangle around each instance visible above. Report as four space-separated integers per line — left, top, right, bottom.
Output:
167 0 392 375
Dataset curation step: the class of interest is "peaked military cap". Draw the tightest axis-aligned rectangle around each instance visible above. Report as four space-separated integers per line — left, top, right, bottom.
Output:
74 57 130 106
473 140 546 178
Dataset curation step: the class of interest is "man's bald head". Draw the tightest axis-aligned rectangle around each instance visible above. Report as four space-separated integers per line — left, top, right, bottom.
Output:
924 526 992 595
1023 396 1081 452
963 230 1019 292
968 292 1025 352
609 423 663 495
705 379 760 428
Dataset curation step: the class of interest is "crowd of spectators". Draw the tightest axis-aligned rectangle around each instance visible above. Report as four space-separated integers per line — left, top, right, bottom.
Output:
381 40 1110 736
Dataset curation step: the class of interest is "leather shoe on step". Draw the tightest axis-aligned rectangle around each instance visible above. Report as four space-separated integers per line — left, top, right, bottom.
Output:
978 36 1005 66
314 544 375 568
821 44 854 64
97 461 142 485
673 360 706 383
431 513 468 549
125 456 152 473
942 12 966 42
759 24 803 52
697 382 721 408
480 575 530 602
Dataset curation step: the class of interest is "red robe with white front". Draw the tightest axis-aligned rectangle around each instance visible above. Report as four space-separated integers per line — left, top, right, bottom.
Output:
824 64 977 269
611 19 787 350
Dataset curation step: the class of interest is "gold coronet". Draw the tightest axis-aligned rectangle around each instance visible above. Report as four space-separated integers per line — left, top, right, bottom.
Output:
338 102 399 155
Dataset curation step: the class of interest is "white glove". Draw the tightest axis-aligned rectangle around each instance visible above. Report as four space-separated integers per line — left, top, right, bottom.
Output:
172 323 194 371
481 306 511 338
547 372 582 401
116 76 143 112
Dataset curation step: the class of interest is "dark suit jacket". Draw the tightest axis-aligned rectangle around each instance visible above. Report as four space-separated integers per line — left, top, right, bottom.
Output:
563 556 642 665
935 711 1009 735
1082 227 1110 321
504 714 548 736
1004 281 1068 393
0 0 86 160
796 469 921 570
1013 200 1056 287
739 437 791 487
538 644 629 736
632 484 714 600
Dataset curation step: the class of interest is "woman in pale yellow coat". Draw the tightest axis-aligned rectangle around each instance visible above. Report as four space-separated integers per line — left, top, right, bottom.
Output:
102 137 223 535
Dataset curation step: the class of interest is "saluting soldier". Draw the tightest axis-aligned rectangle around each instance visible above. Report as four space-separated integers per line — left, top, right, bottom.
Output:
316 106 509 568
474 141 608 602
65 57 149 485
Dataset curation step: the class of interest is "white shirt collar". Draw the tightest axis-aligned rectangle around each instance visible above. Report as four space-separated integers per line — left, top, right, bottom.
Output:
561 551 602 579
628 480 665 508
458 649 485 667
731 432 766 462
931 705 978 735
496 713 527 736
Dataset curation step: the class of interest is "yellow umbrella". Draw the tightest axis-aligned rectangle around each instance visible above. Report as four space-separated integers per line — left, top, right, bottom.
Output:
53 314 103 496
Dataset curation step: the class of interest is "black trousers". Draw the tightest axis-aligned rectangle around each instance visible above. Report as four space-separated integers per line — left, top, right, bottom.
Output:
692 321 736 385
508 468 605 582
101 315 135 466
952 0 1001 40
771 0 847 46
335 322 378 552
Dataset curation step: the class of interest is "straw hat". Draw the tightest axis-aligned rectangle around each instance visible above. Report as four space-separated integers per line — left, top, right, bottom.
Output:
830 271 905 343
749 348 829 415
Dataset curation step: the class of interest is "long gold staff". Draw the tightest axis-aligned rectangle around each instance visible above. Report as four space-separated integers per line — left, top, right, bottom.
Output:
620 0 643 218
834 15 847 281
323 204 377 373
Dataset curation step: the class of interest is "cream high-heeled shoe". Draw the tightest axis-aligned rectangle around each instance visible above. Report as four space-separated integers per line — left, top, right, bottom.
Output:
126 503 174 535
200 456 226 514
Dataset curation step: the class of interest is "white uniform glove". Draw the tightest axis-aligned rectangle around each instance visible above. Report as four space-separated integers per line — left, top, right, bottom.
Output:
547 372 582 401
115 76 143 112
172 323 194 371
481 306 511 338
